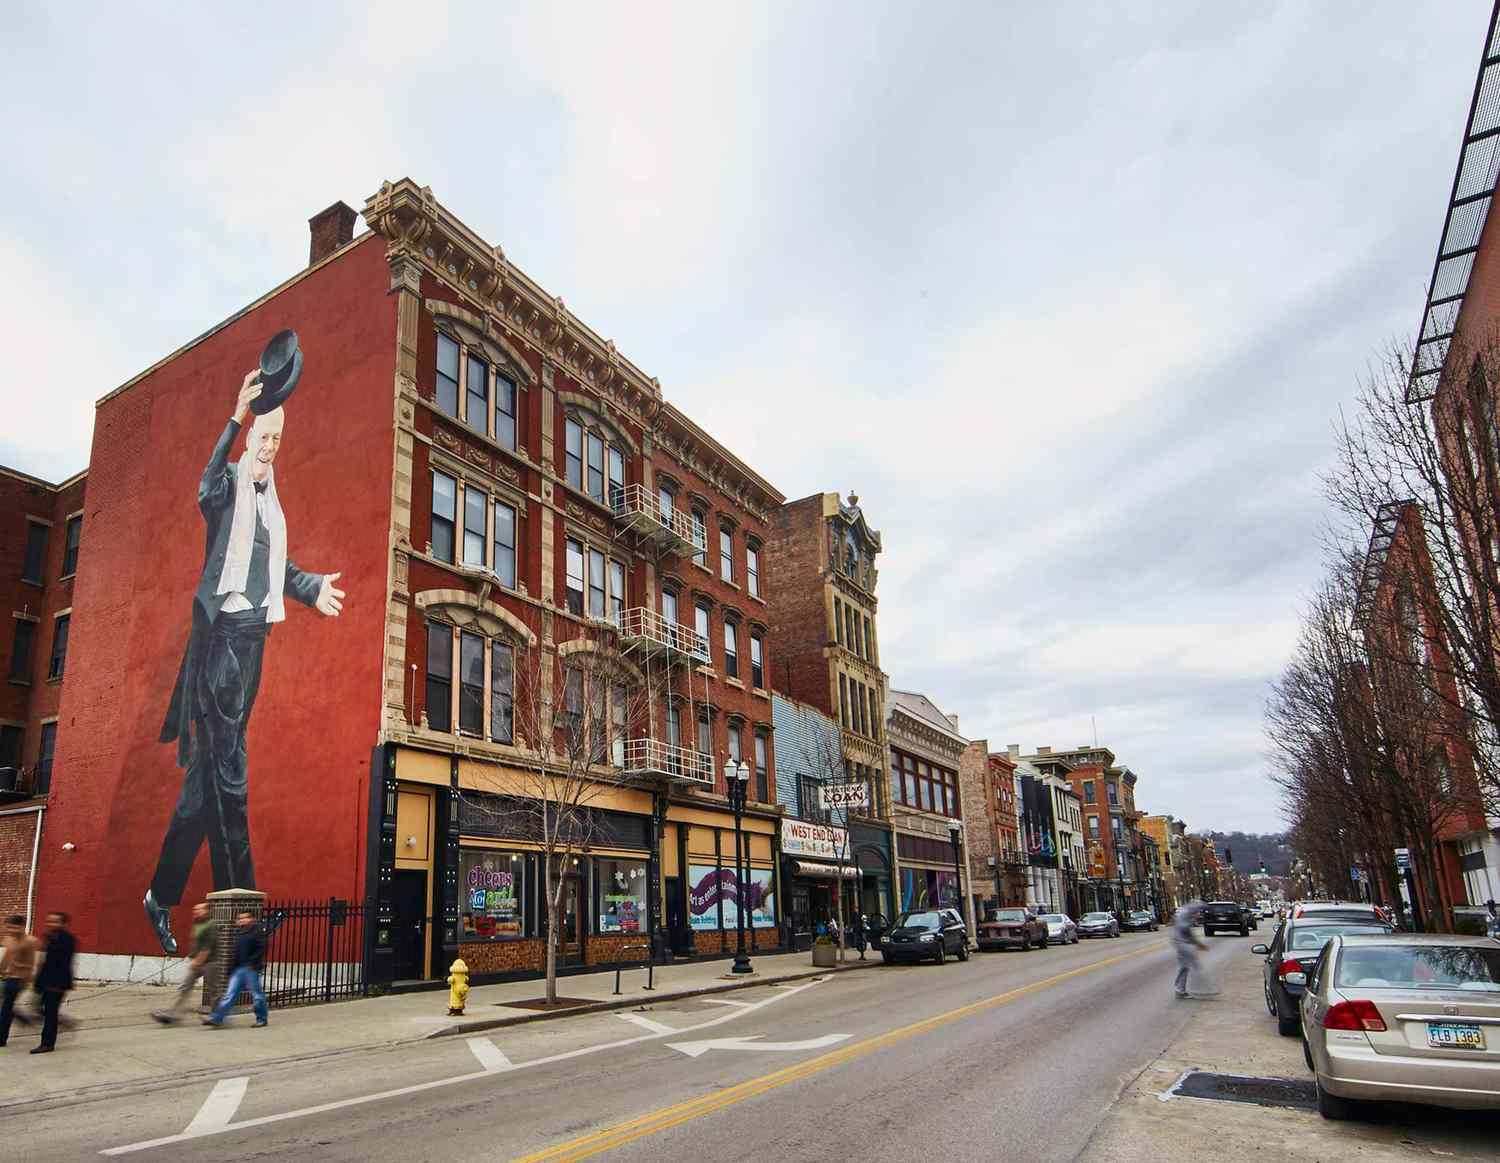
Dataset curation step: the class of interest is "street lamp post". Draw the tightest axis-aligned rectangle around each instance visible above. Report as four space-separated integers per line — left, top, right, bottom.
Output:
725 758 753 975
947 819 964 923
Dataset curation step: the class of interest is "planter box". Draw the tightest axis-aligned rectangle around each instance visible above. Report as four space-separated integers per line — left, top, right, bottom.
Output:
811 943 837 968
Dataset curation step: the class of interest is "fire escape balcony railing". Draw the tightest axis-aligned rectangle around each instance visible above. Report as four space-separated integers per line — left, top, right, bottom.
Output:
621 737 715 786
615 607 710 663
612 483 702 558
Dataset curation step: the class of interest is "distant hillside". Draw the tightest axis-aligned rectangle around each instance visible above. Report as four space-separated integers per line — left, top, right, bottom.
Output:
1203 831 1294 877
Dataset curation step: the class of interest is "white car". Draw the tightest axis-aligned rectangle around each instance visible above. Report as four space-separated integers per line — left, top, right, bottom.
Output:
1038 913 1078 944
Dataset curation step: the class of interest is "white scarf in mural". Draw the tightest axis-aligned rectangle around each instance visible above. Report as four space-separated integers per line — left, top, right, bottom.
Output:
215 449 288 622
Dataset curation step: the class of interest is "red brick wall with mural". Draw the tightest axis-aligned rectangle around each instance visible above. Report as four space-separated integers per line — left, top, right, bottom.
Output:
34 236 397 958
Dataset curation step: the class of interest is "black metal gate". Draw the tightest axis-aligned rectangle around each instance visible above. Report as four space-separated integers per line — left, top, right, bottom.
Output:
261 897 369 1007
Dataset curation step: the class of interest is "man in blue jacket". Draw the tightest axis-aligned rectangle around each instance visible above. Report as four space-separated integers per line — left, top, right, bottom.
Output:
143 343 346 955
205 911 268 1028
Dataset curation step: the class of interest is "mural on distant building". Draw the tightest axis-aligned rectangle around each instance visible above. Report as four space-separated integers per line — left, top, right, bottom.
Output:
142 332 346 955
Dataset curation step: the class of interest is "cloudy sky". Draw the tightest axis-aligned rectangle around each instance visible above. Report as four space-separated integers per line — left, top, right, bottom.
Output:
3 3 1489 832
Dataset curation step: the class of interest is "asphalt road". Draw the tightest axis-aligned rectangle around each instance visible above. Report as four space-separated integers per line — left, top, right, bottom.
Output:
10 930 1240 1161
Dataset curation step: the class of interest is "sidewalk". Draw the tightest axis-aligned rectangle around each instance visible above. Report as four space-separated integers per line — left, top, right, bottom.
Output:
0 947 877 1110
1080 942 1498 1161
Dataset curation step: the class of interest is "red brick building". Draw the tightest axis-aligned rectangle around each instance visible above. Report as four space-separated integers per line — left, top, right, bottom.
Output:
958 742 1026 909
1 465 86 924
24 179 790 982
1026 746 1149 913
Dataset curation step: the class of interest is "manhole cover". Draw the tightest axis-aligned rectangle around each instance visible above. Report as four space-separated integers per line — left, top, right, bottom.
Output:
1170 1071 1316 1111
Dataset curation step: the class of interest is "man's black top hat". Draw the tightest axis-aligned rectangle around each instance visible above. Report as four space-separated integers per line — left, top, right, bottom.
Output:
251 330 303 414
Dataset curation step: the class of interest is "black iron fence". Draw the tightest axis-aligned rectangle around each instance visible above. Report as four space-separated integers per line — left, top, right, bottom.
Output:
261 897 369 1007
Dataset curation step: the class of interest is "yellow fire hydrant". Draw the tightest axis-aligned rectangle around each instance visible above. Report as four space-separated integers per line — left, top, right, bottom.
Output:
446 957 470 1016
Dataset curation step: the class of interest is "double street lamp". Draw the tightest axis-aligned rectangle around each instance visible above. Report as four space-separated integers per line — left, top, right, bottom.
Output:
724 758 753 975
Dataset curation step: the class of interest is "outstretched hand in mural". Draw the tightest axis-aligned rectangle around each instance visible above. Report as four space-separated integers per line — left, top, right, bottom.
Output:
316 572 345 617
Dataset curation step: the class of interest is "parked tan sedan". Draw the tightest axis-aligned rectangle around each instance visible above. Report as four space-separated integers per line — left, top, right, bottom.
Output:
1300 933 1500 1119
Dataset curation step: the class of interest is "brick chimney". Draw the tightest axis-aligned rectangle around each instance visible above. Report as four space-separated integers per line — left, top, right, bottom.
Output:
308 201 358 265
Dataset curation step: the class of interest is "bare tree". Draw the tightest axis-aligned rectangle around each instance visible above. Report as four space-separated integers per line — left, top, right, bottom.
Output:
805 721 856 962
465 631 653 1004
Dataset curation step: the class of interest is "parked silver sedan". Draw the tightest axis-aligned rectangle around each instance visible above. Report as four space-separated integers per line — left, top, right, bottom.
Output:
1300 933 1500 1119
1038 913 1078 945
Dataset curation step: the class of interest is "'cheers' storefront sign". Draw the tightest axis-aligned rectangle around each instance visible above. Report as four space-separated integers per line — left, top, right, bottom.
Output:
781 819 849 861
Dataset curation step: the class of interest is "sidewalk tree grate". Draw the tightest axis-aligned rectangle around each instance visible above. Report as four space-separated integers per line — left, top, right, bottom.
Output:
1170 1071 1317 1112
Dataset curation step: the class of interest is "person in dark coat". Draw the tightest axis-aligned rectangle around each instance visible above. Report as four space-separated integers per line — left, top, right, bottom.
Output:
142 356 346 955
31 911 76 1054
204 911 268 1027
851 909 868 960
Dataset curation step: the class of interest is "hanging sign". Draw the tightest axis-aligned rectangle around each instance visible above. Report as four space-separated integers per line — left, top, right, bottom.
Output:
1394 848 1411 872
819 782 869 811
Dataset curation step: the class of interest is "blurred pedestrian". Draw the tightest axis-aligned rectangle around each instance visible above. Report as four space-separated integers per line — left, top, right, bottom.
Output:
31 911 76 1053
204 911 268 1028
851 910 867 960
1486 899 1499 941
153 902 215 1025
1171 901 1209 999
1 915 38 1046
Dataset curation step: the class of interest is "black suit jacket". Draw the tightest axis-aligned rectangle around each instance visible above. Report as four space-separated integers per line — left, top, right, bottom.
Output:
36 930 76 993
159 420 323 756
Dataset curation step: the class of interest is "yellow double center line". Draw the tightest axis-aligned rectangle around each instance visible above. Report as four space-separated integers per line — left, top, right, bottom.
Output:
514 940 1166 1162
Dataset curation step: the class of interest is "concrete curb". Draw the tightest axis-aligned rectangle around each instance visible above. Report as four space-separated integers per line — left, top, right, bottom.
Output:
425 956 882 1038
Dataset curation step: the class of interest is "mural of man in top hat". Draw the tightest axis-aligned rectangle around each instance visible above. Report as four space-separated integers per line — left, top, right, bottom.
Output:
143 331 346 955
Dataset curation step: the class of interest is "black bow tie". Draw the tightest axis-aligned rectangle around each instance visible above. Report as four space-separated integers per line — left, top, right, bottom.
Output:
254 481 268 495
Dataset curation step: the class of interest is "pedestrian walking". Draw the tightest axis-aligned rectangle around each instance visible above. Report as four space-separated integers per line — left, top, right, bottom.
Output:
31 911 76 1053
204 911 268 1028
1 915 39 1047
1170 901 1209 999
851 909 868 960
1486 899 1499 941
153 902 216 1025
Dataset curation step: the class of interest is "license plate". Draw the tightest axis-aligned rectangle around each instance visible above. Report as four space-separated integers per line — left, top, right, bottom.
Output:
1427 1022 1486 1050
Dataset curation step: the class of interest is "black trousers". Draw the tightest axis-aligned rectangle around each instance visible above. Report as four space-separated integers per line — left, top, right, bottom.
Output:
39 989 63 1048
0 977 21 1044
150 611 268 906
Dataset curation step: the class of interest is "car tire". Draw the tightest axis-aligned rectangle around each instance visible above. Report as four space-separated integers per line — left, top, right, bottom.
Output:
1239 926 1249 937
1204 928 1214 937
1039 934 1048 948
934 943 945 965
957 943 969 962
1301 1035 1315 1073
1020 936 1031 951
1276 1002 1300 1038
1315 1079 1358 1121
881 953 892 964
1263 980 1277 1017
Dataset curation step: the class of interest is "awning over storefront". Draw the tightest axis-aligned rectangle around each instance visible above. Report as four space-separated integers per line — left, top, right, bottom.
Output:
792 860 860 880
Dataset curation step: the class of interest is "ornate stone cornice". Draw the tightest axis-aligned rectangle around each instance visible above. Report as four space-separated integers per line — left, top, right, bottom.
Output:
364 178 664 430
655 403 783 526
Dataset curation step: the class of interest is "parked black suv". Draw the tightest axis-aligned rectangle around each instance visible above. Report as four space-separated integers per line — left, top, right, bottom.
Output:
1201 900 1248 937
882 908 969 965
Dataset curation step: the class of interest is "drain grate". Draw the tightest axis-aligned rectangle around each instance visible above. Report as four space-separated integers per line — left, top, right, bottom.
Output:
1170 1071 1317 1111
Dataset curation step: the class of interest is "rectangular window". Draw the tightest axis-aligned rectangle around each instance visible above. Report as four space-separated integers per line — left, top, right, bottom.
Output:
490 642 513 744
22 523 48 585
459 631 484 735
590 677 608 764
0 725 20 770
493 501 517 588
695 604 711 660
62 516 81 577
834 597 843 645
723 621 738 679
431 470 457 563
588 548 606 619
747 543 760 598
661 588 678 628
903 760 917 807
608 559 626 625
868 688 879 739
436 333 460 417
465 355 489 436
607 447 625 508
34 722 56 797
754 733 768 802
719 527 734 582
728 723 742 768
697 711 712 759
48 615 69 681
594 857 648 934
691 510 707 567
864 616 873 663
799 774 828 824
659 485 674 524
750 633 764 689
889 767 902 808
1112 817 1123 842
854 614 864 659
562 667 583 741
586 433 605 501
611 684 626 766
1106 781 1118 806
919 776 933 813
9 620 35 683
463 486 487 567
668 703 682 748
494 373 517 450
846 606 856 654
565 539 585 616
838 673 849 727
426 622 452 732
460 849 528 940
565 419 583 491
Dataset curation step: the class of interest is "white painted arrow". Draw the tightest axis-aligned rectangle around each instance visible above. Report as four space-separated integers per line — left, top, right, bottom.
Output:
666 1033 849 1058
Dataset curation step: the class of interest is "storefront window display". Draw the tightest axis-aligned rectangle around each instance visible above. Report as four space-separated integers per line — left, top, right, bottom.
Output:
594 858 648 933
688 863 777 930
460 850 529 939
900 868 959 911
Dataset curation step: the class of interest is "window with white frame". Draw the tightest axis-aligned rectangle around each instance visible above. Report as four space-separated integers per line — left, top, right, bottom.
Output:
587 432 605 502
465 353 489 436
746 541 760 597
426 621 453 732
564 542 625 623
719 525 734 582
566 539 585 615
493 500 517 588
608 560 626 625
723 619 739 679
588 548 607 619
431 470 457 563
565 419 584 491
463 486 487 567
494 372 517 450
436 333 460 418
754 732 769 801
691 509 708 567
697 710 712 758
727 720 743 769
608 447 626 508
695 602 711 660
491 642 513 744
659 483 676 524
750 632 764 689
459 631 485 735
434 330 523 449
